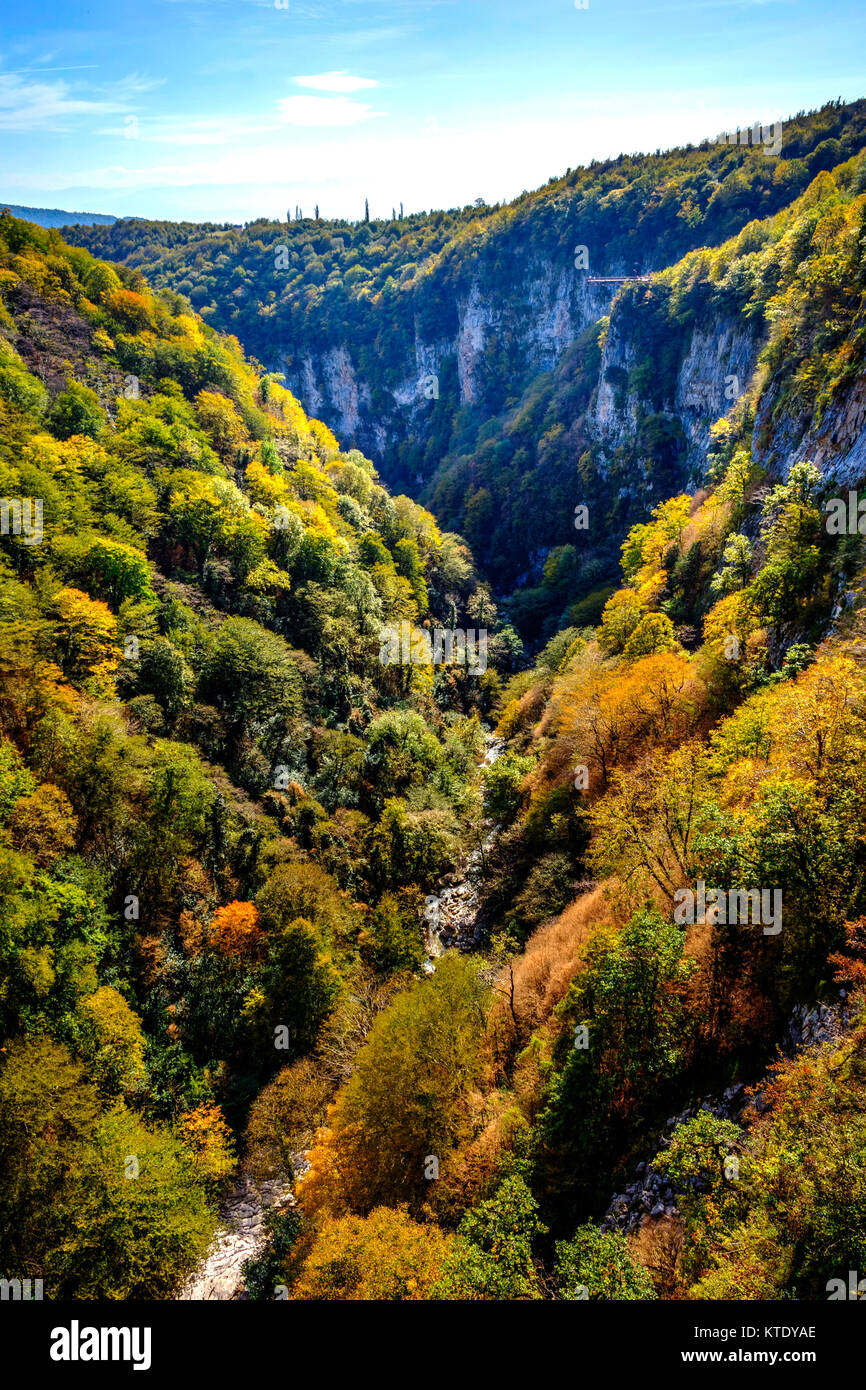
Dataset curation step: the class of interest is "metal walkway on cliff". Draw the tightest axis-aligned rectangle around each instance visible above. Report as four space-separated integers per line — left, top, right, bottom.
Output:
586 274 654 284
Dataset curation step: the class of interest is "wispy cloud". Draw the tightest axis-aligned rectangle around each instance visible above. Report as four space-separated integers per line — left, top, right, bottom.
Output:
92 79 384 142
1 65 100 75
0 74 124 132
0 69 162 133
294 71 379 92
92 114 276 145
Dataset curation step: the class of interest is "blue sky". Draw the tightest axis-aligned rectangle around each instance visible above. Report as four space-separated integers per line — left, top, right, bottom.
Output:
0 0 863 222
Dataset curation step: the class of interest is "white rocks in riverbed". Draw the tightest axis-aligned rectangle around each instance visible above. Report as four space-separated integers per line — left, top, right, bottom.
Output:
175 1173 294 1301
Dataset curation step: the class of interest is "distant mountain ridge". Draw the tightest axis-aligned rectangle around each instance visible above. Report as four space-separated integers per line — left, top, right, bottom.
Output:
1 204 118 228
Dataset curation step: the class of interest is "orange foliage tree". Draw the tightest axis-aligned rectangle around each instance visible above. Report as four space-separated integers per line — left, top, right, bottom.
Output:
546 648 706 793
211 900 263 960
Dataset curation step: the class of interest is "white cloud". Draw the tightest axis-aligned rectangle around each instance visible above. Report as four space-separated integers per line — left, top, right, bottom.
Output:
294 72 379 93
8 79 859 223
276 94 382 126
0 69 161 134
0 73 126 132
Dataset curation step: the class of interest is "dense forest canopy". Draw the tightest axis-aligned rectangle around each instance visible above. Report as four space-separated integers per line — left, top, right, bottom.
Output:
69 98 866 363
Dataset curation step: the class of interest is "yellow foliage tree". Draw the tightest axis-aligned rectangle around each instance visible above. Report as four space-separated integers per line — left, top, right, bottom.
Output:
194 389 247 461
588 742 711 901
298 956 490 1218
290 1207 454 1300
598 588 646 655
9 782 78 866
51 586 118 695
178 1103 235 1190
550 649 705 791
79 985 148 1100
245 1058 333 1182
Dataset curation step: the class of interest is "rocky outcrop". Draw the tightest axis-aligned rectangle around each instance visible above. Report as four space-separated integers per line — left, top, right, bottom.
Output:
281 267 617 461
782 992 851 1054
674 320 760 472
292 346 371 442
588 312 763 480
757 370 866 486
600 992 852 1238
601 1085 748 1236
280 249 772 507
601 1163 683 1234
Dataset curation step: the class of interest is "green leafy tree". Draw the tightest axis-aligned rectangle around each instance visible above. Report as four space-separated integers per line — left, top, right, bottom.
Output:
246 917 341 1058
554 1225 656 1300
539 909 696 1218
435 1174 546 1300
48 381 105 441
200 616 305 745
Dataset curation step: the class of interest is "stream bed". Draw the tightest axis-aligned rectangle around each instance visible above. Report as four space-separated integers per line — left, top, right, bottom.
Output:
421 735 504 962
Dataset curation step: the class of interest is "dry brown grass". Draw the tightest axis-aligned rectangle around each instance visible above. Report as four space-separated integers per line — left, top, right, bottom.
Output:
679 493 731 557
496 679 552 743
523 731 581 801
430 1090 529 1220
492 884 615 1044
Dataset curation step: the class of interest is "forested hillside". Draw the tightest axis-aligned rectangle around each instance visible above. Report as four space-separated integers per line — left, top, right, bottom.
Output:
3 91 866 1305
68 98 866 639
0 210 510 1296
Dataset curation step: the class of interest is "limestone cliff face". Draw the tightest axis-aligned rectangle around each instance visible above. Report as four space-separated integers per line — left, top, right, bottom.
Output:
292 346 369 440
280 262 617 462
585 316 640 456
674 321 760 470
587 313 763 478
755 371 866 488
281 254 866 514
282 260 769 490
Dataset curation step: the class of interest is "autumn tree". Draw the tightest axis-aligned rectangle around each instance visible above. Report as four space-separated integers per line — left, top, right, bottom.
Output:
298 955 490 1217
245 1058 333 1182
9 782 77 866
588 742 710 901
177 1102 235 1193
290 1207 453 1300
211 900 264 960
51 586 119 693
78 985 148 1100
194 388 247 461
